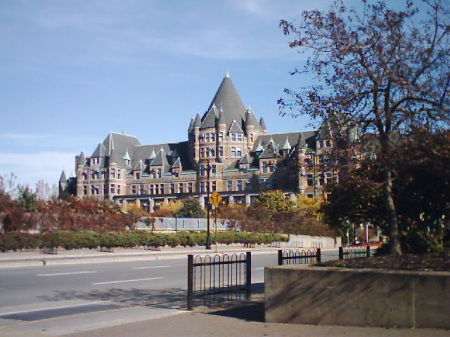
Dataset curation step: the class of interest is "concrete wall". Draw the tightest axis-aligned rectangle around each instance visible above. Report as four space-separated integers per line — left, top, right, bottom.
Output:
271 234 341 249
135 217 231 231
265 266 450 329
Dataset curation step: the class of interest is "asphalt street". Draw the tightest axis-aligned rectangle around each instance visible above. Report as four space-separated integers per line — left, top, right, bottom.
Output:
0 247 343 336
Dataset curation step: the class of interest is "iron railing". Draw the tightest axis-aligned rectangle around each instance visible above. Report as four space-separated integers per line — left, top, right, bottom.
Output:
339 246 371 260
278 249 321 265
187 252 251 310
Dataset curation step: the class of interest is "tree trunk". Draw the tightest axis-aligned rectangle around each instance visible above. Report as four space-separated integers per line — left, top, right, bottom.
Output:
384 167 402 255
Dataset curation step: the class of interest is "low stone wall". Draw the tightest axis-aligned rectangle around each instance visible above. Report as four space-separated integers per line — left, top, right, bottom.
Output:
265 266 450 329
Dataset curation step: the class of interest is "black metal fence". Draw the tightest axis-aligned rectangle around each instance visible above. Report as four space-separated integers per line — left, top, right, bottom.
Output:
278 249 321 265
339 246 371 260
187 252 251 310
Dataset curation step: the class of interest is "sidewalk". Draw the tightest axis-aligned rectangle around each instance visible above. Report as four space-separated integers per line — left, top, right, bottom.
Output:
60 301 450 337
0 245 281 267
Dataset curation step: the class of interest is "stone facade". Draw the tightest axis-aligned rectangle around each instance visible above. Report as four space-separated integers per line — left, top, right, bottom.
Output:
60 72 336 210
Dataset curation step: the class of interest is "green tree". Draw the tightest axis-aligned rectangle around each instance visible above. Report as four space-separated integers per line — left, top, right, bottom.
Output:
173 197 205 218
280 0 449 255
17 186 38 212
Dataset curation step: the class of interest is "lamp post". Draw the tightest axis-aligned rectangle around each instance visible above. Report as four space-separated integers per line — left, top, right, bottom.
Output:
206 159 211 250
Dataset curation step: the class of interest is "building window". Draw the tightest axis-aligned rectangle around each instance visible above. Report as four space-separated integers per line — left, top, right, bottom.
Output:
149 184 155 195
188 182 193 193
250 134 254 142
179 183 184 193
318 140 324 148
236 147 242 157
83 185 88 195
200 181 205 193
219 132 224 142
117 170 121 179
325 172 334 184
110 169 115 178
117 185 121 194
237 180 243 191
231 147 236 157
170 184 175 194
237 134 243 142
136 172 140 179
219 146 224 156
231 133 236 142
211 133 215 142
210 148 216 157
205 133 210 142
211 165 216 176
200 147 205 158
307 175 314 187
319 174 325 186
211 181 217 192
159 184 164 194
131 185 137 194
111 184 115 194
326 140 332 147
82 172 88 180
140 185 145 194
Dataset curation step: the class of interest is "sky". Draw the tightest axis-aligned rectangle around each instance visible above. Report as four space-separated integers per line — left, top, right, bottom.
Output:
0 0 344 189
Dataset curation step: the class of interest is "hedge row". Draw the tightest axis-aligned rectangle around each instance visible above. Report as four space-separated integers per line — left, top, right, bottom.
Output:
0 230 287 252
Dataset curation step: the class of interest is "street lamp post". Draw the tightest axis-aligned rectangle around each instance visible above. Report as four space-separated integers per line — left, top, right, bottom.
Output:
206 159 211 250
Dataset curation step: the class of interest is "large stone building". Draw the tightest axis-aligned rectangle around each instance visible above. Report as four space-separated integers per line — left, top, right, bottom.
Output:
61 72 336 211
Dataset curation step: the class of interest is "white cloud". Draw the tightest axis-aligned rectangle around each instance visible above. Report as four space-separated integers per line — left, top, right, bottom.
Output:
0 152 76 188
0 133 98 152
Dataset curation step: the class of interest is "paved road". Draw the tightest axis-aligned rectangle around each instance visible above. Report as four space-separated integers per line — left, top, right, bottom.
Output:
0 247 342 336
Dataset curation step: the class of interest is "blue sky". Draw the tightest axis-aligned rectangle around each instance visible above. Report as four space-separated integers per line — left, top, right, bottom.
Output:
0 0 342 189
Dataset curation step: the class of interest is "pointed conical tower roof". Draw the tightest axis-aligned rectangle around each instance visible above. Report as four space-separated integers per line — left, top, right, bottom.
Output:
259 117 267 131
149 149 156 159
77 152 86 166
59 171 67 183
203 72 246 129
193 113 201 128
281 137 291 150
245 108 259 129
188 118 195 132
297 132 306 149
